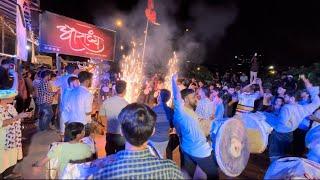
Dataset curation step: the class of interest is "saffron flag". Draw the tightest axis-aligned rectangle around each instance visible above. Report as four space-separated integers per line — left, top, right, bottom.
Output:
145 0 159 25
16 0 28 61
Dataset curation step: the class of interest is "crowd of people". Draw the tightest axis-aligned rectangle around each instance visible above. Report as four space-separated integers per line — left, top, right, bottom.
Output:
0 55 320 179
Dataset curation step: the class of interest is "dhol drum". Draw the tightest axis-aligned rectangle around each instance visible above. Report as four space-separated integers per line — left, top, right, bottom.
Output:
212 118 250 177
305 125 320 163
264 157 320 179
237 112 273 153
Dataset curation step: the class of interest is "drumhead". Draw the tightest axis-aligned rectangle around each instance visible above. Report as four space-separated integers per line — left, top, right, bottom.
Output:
215 118 250 177
306 125 320 149
241 113 272 153
264 157 320 179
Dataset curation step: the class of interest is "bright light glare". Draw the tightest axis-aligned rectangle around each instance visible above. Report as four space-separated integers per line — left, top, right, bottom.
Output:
115 19 123 27
268 65 274 70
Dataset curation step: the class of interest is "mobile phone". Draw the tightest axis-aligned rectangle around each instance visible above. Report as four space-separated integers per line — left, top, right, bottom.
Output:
26 108 34 112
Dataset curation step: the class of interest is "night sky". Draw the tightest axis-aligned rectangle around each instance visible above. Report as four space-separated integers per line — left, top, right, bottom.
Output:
40 0 320 70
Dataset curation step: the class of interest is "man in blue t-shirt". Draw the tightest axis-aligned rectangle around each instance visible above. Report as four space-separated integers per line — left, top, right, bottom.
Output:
171 74 218 179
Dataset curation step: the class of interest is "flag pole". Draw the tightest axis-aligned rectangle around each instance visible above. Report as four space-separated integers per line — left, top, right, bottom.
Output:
141 19 149 67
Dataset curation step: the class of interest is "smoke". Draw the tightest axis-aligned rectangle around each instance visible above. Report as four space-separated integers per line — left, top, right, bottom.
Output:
93 0 238 75
177 1 238 64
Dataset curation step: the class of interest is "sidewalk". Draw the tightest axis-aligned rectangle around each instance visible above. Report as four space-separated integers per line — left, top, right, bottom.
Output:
15 130 60 179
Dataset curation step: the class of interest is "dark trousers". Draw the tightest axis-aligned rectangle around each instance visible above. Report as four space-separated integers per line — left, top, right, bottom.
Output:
105 133 125 155
268 130 293 162
182 150 219 179
166 134 184 166
293 129 308 157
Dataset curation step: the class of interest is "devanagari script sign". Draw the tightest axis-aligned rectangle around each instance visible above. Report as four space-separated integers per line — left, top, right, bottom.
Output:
39 11 115 60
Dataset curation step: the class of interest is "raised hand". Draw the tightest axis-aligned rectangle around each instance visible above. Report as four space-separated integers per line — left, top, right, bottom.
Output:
172 73 178 82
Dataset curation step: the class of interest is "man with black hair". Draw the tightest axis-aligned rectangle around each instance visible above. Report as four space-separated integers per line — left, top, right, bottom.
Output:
99 80 128 155
64 71 93 132
53 64 77 96
54 64 78 131
0 58 14 70
171 74 219 179
260 75 319 162
196 86 214 121
59 76 79 140
234 78 264 115
93 103 183 179
32 122 92 174
37 70 58 131
149 89 174 157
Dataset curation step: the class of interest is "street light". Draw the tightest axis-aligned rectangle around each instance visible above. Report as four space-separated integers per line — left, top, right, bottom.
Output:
268 65 274 70
115 19 123 28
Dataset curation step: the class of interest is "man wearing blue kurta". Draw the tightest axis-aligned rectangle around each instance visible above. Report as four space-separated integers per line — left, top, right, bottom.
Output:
171 74 218 179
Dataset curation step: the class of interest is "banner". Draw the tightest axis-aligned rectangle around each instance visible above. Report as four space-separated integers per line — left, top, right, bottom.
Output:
16 0 28 61
39 11 115 61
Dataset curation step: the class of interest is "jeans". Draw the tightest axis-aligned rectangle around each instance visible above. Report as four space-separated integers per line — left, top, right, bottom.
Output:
268 130 293 162
51 104 59 129
250 71 258 83
105 133 125 155
182 150 219 179
39 103 53 131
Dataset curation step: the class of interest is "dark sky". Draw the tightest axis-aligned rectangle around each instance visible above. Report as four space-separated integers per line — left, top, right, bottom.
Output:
40 0 320 70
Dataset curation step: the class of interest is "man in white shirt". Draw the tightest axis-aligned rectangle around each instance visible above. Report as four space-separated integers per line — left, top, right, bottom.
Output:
172 74 218 179
99 80 128 155
196 86 214 121
235 78 264 114
60 76 80 140
64 71 93 140
54 65 78 134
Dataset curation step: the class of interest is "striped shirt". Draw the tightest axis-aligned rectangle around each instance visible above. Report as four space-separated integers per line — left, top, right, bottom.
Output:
236 92 261 114
92 149 183 179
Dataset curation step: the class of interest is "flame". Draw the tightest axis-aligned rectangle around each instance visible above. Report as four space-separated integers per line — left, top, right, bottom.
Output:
120 41 144 103
164 51 179 91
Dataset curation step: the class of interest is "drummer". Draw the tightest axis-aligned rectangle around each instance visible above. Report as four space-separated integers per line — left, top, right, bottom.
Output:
234 78 264 115
265 75 320 162
305 108 320 163
171 74 219 179
264 75 320 133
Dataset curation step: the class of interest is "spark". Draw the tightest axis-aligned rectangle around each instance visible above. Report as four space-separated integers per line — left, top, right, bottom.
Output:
120 41 144 103
164 51 179 92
